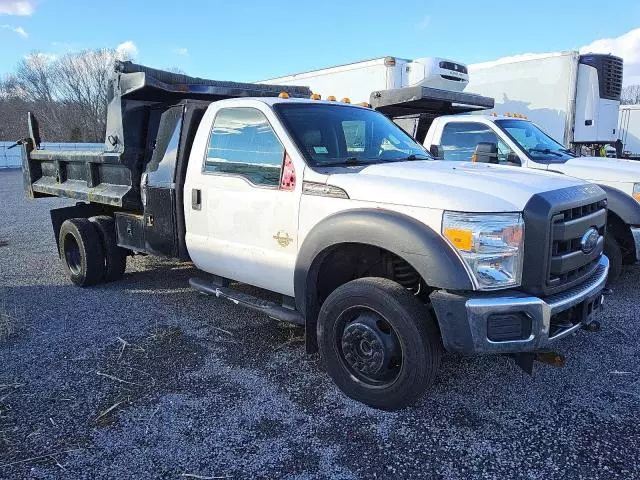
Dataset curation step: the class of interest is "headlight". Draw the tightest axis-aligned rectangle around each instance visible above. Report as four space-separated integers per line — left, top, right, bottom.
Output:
633 183 640 202
442 212 524 290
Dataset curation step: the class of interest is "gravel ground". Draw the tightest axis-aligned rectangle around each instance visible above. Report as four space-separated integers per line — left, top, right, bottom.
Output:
1 168 639 479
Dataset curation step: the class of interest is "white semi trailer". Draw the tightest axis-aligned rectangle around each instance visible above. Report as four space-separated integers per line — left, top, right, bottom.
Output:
618 104 640 159
260 56 470 105
466 51 624 152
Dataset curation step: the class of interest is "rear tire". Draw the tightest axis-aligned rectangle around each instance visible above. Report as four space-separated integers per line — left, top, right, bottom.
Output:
604 235 622 283
59 218 106 287
89 216 127 282
317 277 442 410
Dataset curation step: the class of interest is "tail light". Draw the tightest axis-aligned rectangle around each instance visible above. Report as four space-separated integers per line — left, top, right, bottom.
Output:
280 152 296 190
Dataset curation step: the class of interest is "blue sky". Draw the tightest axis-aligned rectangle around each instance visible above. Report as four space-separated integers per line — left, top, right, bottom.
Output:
1 0 639 83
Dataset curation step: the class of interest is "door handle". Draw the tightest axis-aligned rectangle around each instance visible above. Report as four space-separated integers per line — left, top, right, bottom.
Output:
192 188 201 210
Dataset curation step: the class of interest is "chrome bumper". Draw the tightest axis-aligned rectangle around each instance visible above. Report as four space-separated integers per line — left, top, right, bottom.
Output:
431 256 609 354
631 227 640 263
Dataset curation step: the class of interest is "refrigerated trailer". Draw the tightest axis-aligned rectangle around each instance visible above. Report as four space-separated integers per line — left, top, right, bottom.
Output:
618 104 640 159
260 55 495 141
466 51 624 151
260 56 470 105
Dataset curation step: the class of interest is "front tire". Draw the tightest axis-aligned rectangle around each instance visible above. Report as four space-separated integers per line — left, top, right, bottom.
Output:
59 218 106 287
604 235 622 283
317 277 442 410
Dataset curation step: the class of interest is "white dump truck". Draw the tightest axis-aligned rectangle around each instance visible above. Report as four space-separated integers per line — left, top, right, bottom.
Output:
465 51 624 152
18 62 609 410
422 114 640 281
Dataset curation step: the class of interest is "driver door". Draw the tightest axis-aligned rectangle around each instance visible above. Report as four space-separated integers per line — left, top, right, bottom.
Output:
187 106 301 296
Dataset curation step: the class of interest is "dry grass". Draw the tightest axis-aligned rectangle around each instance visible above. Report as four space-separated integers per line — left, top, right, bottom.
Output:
0 311 15 341
0 299 21 342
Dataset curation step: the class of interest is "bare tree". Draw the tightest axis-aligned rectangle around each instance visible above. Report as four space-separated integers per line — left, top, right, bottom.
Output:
53 49 117 141
1 48 125 142
621 84 640 105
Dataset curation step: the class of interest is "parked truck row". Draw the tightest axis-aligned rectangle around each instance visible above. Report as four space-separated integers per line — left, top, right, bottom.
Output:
19 61 620 410
269 55 640 283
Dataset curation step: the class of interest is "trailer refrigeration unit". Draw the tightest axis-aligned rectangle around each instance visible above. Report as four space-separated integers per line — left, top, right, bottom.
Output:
466 51 624 152
618 104 640 159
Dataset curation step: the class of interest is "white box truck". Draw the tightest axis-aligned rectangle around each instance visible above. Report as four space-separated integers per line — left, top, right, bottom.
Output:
260 56 470 105
466 52 623 151
618 104 640 159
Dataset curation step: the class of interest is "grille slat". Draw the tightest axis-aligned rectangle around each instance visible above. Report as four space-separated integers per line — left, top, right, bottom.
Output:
548 201 607 288
601 57 623 100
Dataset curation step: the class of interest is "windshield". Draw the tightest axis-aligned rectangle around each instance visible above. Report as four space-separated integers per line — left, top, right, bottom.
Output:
495 119 576 164
274 103 431 167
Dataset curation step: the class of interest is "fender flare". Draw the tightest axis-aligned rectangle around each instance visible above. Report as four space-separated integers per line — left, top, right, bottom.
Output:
600 185 640 226
294 208 474 318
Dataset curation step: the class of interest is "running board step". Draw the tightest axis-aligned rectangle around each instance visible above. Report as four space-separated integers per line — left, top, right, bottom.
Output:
189 277 304 325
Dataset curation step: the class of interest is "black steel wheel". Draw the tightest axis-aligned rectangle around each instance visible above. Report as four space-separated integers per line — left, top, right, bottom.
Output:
338 307 403 387
59 218 106 287
318 277 442 410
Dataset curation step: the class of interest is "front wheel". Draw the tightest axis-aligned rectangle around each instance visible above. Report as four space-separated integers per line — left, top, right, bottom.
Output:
317 277 442 410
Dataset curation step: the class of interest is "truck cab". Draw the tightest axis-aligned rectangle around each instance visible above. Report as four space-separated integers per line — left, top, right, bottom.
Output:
21 63 610 410
424 114 640 281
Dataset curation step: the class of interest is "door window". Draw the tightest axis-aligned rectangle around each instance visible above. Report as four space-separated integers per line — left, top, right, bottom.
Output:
440 122 515 164
205 107 284 187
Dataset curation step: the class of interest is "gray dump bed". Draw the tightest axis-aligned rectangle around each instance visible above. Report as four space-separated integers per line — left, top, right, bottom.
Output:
22 61 311 209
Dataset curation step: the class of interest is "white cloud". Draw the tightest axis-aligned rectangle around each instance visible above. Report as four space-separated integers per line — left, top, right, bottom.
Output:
116 40 138 60
415 15 430 31
580 27 640 86
1 23 27 37
0 0 35 15
173 47 189 56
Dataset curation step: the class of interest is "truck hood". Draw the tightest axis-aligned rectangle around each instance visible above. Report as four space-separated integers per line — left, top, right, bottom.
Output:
549 156 640 184
326 160 588 212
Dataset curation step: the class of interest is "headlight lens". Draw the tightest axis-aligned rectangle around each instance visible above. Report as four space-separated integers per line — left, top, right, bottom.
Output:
442 212 524 290
633 183 640 202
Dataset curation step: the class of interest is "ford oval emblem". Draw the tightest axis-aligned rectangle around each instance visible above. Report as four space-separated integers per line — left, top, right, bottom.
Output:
580 228 600 254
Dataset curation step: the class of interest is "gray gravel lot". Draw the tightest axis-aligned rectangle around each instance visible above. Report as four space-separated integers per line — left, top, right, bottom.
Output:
1 168 639 479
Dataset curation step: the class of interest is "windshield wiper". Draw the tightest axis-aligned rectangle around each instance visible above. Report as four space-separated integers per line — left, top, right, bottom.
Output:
318 157 376 167
403 153 430 160
528 148 563 157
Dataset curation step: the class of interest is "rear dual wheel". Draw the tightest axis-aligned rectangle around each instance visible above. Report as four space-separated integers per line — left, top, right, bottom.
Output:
59 217 127 287
317 277 442 411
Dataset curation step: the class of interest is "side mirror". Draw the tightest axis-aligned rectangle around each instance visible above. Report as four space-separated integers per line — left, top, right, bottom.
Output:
506 152 521 166
472 142 498 164
429 144 444 159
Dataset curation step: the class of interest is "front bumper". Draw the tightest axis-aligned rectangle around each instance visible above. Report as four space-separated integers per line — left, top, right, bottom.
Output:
431 255 609 354
631 227 640 263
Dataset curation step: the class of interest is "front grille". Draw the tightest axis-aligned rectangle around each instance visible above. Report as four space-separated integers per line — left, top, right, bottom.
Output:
440 75 465 82
548 200 607 289
600 56 623 100
439 61 467 74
